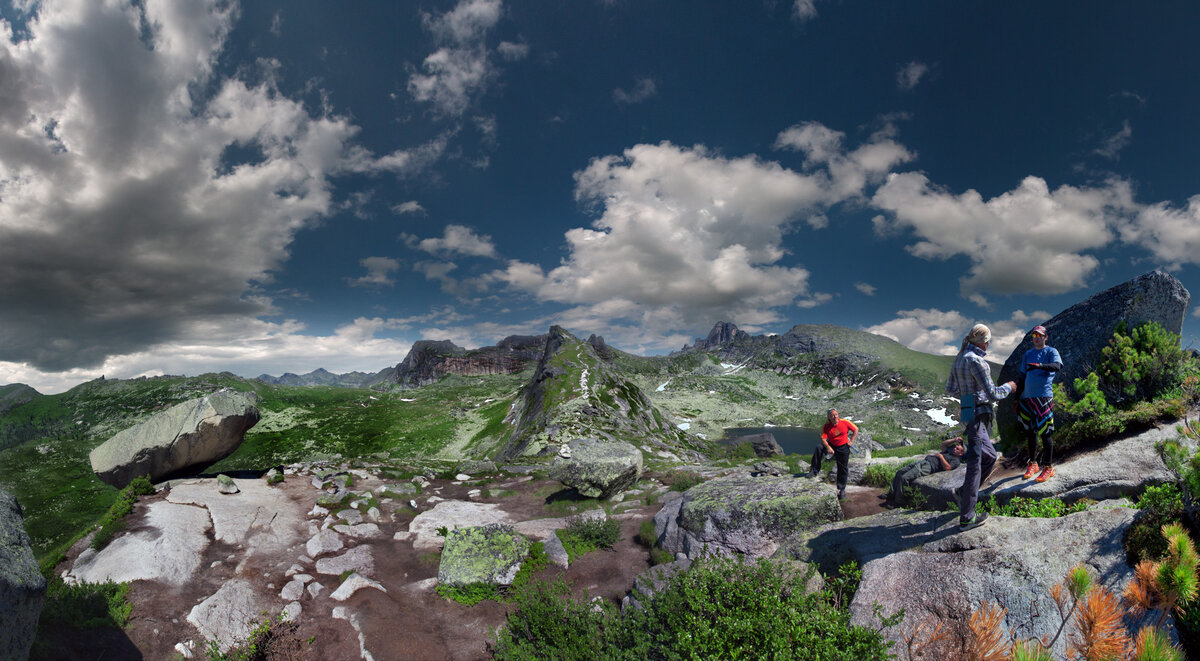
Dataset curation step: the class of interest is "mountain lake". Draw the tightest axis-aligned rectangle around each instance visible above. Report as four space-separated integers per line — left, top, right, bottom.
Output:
723 426 826 456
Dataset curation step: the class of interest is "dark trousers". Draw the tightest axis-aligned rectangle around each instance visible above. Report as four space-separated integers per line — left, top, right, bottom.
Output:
960 414 996 523
887 456 937 506
812 444 851 493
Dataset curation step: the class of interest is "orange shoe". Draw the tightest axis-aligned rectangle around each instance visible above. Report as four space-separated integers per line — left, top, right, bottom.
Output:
1022 462 1040 480
1035 466 1056 483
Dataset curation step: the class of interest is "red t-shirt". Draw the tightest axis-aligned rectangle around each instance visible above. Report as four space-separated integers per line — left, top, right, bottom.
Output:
821 419 857 447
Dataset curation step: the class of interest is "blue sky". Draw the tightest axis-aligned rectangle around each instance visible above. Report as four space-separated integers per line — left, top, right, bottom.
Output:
1 0 1198 393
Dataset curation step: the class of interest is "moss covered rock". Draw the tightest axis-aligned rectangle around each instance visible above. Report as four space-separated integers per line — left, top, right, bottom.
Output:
438 523 531 588
654 475 841 559
549 437 643 498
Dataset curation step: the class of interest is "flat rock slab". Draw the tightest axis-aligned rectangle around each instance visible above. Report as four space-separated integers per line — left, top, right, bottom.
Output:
70 500 211 587
167 477 306 557
187 579 268 654
408 500 514 550
910 422 1191 510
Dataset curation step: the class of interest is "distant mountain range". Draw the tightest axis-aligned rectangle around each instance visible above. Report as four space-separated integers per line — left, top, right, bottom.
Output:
247 321 958 395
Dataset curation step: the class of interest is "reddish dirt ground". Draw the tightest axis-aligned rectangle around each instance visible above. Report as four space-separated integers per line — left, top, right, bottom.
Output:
38 465 1037 660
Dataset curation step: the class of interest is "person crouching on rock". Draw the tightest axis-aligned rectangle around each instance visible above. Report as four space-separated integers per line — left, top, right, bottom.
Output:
1016 325 1062 484
810 407 857 501
946 324 1016 532
882 438 966 509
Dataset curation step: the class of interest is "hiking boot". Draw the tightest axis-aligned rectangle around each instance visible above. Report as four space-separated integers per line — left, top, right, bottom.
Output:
837 490 847 501
1022 462 1040 479
959 512 989 532
1035 466 1056 483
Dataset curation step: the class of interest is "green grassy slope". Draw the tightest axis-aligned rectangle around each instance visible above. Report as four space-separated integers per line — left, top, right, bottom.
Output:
0 371 529 562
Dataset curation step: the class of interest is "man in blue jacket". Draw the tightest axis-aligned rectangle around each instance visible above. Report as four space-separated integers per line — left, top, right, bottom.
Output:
1017 325 1062 483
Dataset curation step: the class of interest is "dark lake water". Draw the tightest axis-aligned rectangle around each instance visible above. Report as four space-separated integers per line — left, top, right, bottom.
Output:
723 426 823 455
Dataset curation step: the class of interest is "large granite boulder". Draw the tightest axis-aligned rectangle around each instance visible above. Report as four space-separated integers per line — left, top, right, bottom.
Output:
806 507 1154 660
654 475 842 560
996 271 1190 447
550 437 643 499
0 490 45 661
437 523 531 588
90 389 260 488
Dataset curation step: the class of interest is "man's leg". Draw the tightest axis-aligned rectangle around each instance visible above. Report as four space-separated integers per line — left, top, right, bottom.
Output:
888 459 932 506
835 445 851 497
810 446 824 476
960 416 989 523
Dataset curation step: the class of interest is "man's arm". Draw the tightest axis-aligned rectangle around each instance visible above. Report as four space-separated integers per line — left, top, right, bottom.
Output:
845 420 858 444
937 453 952 471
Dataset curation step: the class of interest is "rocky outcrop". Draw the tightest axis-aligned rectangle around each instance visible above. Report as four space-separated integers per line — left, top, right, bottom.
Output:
806 507 1152 660
997 271 1190 445
89 389 261 488
682 321 750 352
437 523 531 588
732 432 784 457
497 326 689 461
390 335 547 388
0 489 45 661
654 475 842 559
550 438 643 498
904 421 1190 512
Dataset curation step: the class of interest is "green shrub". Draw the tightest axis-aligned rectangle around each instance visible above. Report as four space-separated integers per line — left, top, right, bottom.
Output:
665 471 703 492
980 495 1088 518
557 516 621 563
490 556 895 660
91 475 155 551
1124 483 1186 565
860 463 900 489
1052 322 1197 451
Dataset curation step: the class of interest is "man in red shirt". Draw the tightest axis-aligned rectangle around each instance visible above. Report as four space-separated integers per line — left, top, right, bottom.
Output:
809 408 858 500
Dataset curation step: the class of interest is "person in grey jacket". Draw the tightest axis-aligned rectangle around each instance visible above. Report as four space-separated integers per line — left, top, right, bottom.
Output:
882 438 966 508
945 323 1016 532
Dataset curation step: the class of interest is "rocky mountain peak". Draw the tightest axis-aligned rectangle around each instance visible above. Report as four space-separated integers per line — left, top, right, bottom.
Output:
682 321 749 351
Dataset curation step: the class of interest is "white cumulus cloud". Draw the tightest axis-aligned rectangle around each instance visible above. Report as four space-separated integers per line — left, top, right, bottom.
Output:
871 173 1137 297
0 0 426 372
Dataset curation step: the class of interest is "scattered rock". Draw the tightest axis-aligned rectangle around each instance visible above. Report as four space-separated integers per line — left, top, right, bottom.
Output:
0 489 45 661
330 572 387 601
89 389 260 488
216 474 239 494
457 460 498 475
306 529 344 558
316 546 374 576
750 460 789 476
